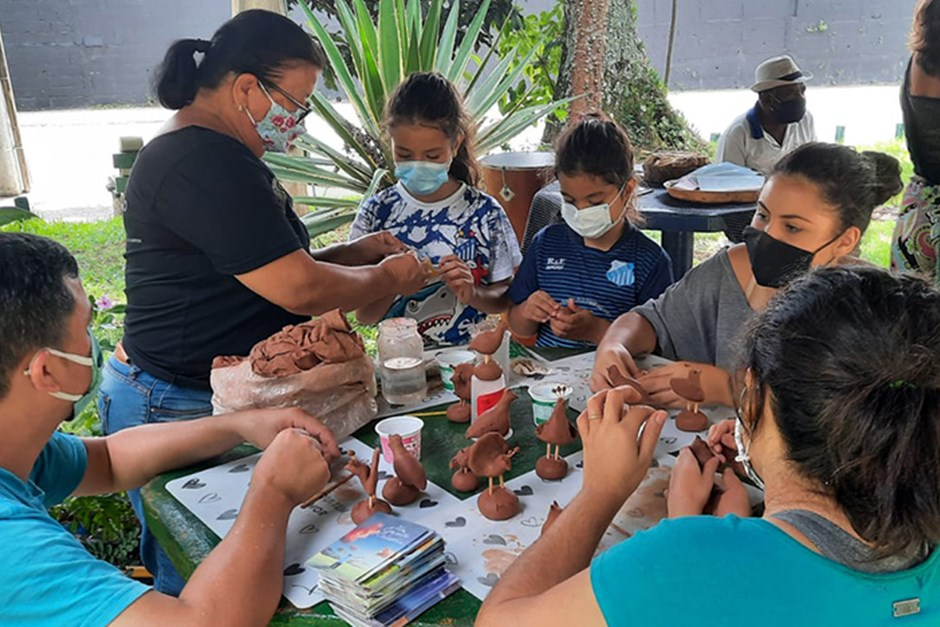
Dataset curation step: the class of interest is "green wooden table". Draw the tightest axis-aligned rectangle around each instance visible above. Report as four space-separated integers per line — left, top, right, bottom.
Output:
142 354 581 626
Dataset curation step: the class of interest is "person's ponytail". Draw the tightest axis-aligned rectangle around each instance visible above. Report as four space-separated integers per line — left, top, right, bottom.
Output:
154 38 212 110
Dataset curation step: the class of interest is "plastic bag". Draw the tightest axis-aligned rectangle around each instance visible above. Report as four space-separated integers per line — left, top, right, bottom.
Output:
210 313 378 441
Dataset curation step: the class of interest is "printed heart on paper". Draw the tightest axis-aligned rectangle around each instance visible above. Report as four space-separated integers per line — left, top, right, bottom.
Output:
576 461 584 469
377 471 392 480
660 437 677 445
477 573 500 587
513 485 533 496
299 523 319 534
444 552 459 566
419 498 439 509
483 534 507 546
520 516 540 528
445 516 467 528
198 492 221 504
229 463 251 473
284 563 305 576
182 478 205 489
627 508 644 518
290 584 317 596
216 509 239 521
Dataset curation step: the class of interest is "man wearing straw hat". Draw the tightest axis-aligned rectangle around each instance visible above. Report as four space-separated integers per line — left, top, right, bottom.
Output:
716 55 817 175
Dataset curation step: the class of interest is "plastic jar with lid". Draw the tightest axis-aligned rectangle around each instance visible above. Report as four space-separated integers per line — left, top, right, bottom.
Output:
377 318 427 405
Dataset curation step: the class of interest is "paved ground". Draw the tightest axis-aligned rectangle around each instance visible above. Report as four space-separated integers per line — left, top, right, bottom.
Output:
1 84 904 223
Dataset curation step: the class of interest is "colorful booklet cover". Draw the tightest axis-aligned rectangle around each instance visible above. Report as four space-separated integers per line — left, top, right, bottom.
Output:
333 569 461 627
308 513 433 583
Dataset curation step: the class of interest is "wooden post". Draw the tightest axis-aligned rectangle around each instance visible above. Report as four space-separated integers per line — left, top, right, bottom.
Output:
0 25 28 195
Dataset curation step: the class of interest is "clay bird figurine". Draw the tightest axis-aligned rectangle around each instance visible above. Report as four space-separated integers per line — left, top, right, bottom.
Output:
347 448 392 524
466 390 515 439
381 434 428 506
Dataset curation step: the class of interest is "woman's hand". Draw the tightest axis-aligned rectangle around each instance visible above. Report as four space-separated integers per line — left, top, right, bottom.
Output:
438 254 475 304
346 231 409 265
379 251 430 296
520 290 560 323
233 407 342 460
590 343 641 391
638 362 733 408
577 388 666 508
550 299 610 345
707 419 737 460
667 447 720 518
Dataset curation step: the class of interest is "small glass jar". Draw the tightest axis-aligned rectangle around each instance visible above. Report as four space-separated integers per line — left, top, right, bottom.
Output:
377 318 427 405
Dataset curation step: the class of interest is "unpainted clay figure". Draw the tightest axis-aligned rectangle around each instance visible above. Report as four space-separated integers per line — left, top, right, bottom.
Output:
670 366 709 432
347 448 393 524
447 362 474 423
465 390 515 439
381 434 428 506
467 432 520 521
607 365 651 403
541 501 564 535
449 445 479 492
534 396 578 480
470 319 508 382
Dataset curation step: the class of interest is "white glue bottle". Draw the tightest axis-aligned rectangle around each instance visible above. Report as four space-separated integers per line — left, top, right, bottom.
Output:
470 355 507 423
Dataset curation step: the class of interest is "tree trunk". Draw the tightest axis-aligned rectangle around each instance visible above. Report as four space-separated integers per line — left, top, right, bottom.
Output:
567 0 608 118
547 0 703 154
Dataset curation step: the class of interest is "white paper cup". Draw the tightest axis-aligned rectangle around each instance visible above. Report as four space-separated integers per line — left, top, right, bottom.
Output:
375 416 424 463
528 382 573 426
436 349 476 391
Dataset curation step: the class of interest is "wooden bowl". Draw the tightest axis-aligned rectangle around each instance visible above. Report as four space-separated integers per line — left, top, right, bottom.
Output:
664 180 760 204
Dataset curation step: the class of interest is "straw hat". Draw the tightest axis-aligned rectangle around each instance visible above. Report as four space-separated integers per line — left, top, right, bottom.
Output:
750 55 813 93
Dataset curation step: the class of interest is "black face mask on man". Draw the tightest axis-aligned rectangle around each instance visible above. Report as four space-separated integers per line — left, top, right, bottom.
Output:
770 94 807 125
743 226 842 288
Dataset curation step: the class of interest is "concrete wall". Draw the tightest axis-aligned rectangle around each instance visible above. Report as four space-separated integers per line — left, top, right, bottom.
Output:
0 0 922 110
635 0 917 90
0 1 230 110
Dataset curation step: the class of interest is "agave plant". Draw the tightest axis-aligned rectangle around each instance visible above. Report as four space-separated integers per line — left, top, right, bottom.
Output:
264 0 571 237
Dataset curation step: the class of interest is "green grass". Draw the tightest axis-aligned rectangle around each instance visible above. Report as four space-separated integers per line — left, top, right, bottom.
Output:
1 217 126 303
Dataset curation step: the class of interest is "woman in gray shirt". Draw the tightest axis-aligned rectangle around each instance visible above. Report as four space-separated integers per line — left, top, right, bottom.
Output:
591 142 902 406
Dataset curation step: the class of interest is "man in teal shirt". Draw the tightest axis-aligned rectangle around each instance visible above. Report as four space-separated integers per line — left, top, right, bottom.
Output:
0 233 341 626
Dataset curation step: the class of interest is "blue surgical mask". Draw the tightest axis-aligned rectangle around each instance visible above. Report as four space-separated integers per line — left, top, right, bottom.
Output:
395 160 452 196
560 184 627 239
26 330 102 419
245 83 307 154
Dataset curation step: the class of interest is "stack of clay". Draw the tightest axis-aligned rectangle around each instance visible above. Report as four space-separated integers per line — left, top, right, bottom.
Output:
209 310 377 440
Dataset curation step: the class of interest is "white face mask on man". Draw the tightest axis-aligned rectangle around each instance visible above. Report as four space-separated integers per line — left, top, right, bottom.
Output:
560 183 627 239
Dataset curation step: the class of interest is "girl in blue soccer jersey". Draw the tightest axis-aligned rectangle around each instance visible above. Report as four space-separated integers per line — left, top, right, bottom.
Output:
350 72 521 347
507 113 674 348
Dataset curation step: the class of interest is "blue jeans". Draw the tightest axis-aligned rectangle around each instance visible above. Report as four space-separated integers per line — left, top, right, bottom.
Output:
98 355 213 596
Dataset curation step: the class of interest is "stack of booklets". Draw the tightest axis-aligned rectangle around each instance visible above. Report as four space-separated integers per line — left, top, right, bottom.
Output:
308 513 461 626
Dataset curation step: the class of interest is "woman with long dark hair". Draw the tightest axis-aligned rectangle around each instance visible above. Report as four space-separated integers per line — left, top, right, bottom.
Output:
478 266 940 626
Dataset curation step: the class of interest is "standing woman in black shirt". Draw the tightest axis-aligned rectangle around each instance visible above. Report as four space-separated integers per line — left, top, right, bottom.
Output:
892 0 940 284
98 10 427 595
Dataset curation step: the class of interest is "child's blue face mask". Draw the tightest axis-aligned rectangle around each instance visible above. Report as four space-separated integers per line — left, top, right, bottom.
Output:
395 160 452 196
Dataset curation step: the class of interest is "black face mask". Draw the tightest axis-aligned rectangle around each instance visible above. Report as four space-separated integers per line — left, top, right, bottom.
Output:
743 226 841 288
771 95 806 125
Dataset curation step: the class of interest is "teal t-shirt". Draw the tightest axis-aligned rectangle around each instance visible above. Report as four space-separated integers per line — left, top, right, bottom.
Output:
591 515 940 626
0 432 149 626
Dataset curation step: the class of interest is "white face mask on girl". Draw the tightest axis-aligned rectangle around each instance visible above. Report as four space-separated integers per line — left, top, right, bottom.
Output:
560 184 627 239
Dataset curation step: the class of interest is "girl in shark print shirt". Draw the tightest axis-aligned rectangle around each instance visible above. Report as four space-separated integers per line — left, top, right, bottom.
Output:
350 72 521 346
